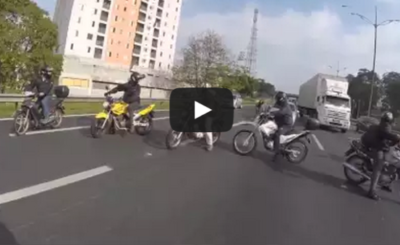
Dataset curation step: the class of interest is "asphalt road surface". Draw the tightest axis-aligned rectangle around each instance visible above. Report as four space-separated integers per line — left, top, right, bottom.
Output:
1 108 400 245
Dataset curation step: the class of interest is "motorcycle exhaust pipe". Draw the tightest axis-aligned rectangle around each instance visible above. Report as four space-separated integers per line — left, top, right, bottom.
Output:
342 162 371 180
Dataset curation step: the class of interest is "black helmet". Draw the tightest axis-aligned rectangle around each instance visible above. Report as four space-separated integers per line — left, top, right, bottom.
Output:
381 111 394 124
275 91 287 105
40 66 53 77
306 117 320 130
129 71 145 83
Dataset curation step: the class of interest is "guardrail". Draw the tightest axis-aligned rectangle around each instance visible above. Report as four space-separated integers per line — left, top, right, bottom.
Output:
0 94 167 103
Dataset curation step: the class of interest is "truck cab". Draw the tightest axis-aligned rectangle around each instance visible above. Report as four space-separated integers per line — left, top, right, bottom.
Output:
316 93 351 132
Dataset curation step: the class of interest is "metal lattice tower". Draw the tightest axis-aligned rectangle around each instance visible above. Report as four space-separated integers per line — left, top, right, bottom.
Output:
245 8 258 77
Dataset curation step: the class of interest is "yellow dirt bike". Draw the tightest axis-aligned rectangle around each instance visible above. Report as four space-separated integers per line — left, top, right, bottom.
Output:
90 95 155 138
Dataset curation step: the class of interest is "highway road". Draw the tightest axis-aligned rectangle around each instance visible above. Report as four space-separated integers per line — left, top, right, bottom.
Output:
1 108 400 245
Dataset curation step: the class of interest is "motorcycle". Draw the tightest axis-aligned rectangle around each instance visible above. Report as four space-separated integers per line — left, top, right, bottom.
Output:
13 87 68 136
232 111 311 163
90 95 156 138
342 139 400 186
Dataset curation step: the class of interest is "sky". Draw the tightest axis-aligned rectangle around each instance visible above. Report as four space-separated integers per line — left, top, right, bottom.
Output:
33 0 400 93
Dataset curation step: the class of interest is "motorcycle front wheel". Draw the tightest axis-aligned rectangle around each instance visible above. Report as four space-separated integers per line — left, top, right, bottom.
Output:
91 118 107 138
212 132 221 144
343 155 368 185
13 110 30 136
233 129 257 155
166 129 183 149
284 140 308 164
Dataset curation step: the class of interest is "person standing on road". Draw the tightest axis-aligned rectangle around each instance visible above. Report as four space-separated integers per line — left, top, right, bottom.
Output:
104 71 144 133
25 66 54 124
360 111 400 200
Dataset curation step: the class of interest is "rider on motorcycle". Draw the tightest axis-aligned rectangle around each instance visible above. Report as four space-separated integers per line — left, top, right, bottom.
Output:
104 71 144 133
360 111 400 200
268 91 293 162
25 66 54 124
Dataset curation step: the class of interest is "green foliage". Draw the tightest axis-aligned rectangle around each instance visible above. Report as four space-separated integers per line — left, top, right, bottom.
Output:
347 68 380 116
173 30 271 97
0 0 63 92
382 71 400 116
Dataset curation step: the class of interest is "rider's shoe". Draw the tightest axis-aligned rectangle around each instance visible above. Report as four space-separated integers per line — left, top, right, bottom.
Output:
40 117 51 124
205 144 213 152
381 185 393 193
366 190 380 201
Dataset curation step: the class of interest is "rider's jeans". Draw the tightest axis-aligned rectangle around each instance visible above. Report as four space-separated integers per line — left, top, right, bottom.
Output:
204 133 213 146
40 95 51 119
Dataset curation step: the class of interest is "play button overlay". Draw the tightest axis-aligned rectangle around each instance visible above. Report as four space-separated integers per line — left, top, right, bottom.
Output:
194 101 211 119
169 88 234 132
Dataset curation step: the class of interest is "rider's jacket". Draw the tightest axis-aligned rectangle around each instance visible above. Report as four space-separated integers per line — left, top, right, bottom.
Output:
361 121 400 152
107 82 141 104
25 76 53 96
271 101 293 127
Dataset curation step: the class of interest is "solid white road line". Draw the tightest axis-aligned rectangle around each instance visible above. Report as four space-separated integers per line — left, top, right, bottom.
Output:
8 117 170 137
311 134 325 151
0 109 170 121
0 166 112 205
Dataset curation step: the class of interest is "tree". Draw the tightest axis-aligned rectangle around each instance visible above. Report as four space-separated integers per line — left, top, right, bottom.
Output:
0 0 63 93
257 79 275 97
347 68 381 116
172 30 230 88
382 71 400 116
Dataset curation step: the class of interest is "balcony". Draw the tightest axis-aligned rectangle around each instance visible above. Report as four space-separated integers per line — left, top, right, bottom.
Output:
131 57 139 67
100 11 108 21
151 39 157 48
136 23 144 33
103 0 111 10
97 23 107 34
153 29 159 38
133 45 141 55
156 9 162 18
150 50 156 59
134 34 143 43
158 0 164 8
96 35 105 46
138 12 146 22
149 60 155 69
153 19 160 29
94 48 102 59
140 2 147 12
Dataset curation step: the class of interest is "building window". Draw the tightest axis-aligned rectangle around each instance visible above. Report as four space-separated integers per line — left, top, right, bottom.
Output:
142 59 146 63
78 17 81 23
115 16 118 21
160 52 162 57
163 32 165 36
109 52 112 57
92 21 95 27
124 7 127 11
87 47 91 52
130 21 134 26
119 29 123 34
81 5 84 10
126 43 129 48
175 7 178 11
173 25 175 30
116 53 119 58
166 12 168 17
170 44 172 49
94 9 98 14
75 30 79 36
116 4 119 10
111 39 113 44
160 41 162 46
87 33 93 39
112 27 116 33
70 43 74 49
167 64 170 69
171 35 174 39
159 62 161 67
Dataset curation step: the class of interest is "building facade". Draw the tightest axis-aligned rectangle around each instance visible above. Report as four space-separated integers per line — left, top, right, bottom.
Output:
53 0 182 96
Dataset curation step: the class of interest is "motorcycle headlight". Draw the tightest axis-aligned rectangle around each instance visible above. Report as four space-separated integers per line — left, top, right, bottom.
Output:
102 101 110 109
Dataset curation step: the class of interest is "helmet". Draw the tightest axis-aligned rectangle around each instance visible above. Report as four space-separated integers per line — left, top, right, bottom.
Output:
275 91 287 105
381 111 394 124
257 99 265 105
306 117 320 130
40 66 53 78
129 71 145 84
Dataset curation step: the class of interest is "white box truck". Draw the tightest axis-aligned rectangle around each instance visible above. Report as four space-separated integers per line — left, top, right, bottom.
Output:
298 73 351 132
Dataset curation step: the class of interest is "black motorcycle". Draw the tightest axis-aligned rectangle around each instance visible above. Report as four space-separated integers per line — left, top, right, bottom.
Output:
13 86 69 136
343 139 400 186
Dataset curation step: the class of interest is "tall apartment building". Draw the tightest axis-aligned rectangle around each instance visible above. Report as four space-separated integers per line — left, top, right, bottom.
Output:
53 0 182 71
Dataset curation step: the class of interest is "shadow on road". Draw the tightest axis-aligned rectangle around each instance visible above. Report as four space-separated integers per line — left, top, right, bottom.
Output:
76 116 93 126
142 128 169 150
0 221 19 245
215 139 367 198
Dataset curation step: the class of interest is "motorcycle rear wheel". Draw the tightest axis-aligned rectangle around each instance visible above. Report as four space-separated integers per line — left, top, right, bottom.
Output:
50 109 63 129
284 140 308 164
166 129 183 149
344 155 368 185
135 116 153 136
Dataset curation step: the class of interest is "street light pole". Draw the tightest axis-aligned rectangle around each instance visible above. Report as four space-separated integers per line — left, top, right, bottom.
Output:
367 6 378 117
328 61 347 77
343 5 400 116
